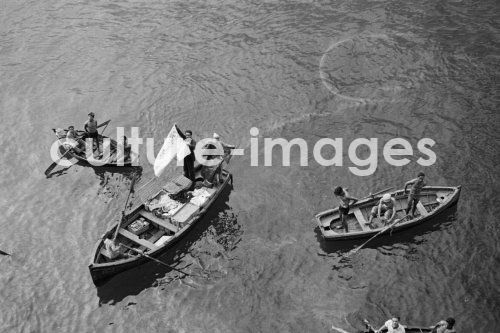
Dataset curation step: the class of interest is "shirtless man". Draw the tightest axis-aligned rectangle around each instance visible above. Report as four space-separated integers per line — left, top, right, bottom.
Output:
333 186 359 233
83 112 100 153
404 172 426 217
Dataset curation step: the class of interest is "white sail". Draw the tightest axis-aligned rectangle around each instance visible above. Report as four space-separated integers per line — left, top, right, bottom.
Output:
154 124 190 177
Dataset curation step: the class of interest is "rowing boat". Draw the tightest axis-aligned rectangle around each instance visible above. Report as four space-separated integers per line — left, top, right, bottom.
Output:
52 128 135 167
359 326 432 332
88 165 233 284
316 186 461 241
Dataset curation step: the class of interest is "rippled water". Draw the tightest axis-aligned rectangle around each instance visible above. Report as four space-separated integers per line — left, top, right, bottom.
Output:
1 0 499 332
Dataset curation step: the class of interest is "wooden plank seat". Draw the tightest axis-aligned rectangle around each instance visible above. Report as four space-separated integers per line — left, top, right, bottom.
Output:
118 228 158 251
139 209 179 233
352 207 371 231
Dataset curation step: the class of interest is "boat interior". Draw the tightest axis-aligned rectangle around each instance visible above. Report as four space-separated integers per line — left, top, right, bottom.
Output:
96 168 230 263
318 188 456 234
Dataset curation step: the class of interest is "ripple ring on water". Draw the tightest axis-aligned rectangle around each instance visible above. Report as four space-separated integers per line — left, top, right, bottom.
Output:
319 33 403 104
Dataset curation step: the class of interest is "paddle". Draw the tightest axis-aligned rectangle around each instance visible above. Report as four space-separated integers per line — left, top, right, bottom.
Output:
120 244 202 278
0 249 11 256
112 173 138 242
97 119 110 130
331 325 352 333
347 215 406 257
361 187 394 200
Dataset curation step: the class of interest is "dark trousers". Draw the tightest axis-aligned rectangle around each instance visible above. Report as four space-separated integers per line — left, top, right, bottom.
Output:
83 132 100 151
405 194 419 216
339 206 349 233
183 154 195 181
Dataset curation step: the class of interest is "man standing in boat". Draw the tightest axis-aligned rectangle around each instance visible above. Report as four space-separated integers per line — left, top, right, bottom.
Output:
404 172 426 218
183 130 196 181
333 186 359 233
83 112 100 154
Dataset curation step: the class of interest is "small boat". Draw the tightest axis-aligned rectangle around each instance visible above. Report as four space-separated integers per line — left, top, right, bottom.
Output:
88 165 233 284
355 319 432 333
52 128 135 167
359 325 432 333
316 186 461 241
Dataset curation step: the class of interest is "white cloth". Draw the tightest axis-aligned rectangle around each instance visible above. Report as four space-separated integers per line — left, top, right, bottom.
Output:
384 320 405 333
190 188 212 206
154 124 191 176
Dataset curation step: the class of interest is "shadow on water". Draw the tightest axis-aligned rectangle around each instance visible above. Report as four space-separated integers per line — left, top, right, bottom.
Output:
315 204 459 256
45 160 143 180
92 165 143 181
95 183 239 305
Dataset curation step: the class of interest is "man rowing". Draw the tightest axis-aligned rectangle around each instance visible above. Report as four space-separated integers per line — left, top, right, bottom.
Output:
404 172 426 218
65 125 85 154
367 193 397 228
373 316 405 333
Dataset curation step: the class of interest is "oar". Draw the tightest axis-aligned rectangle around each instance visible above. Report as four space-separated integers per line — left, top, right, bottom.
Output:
97 119 110 130
347 216 405 257
361 186 394 200
330 325 352 333
0 249 11 256
98 119 110 136
362 319 377 333
120 244 202 278
112 173 138 242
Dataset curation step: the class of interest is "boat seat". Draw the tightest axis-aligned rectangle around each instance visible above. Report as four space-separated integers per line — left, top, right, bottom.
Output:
118 228 158 251
139 209 178 233
416 201 428 216
352 208 371 231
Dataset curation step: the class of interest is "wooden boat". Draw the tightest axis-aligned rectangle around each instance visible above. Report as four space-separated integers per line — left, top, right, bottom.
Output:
52 128 135 167
316 186 461 241
360 326 432 332
88 164 233 284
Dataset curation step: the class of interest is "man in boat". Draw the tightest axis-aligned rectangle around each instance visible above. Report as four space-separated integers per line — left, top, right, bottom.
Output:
431 317 456 333
103 238 125 260
404 172 426 218
65 125 85 154
183 130 196 181
212 133 235 183
374 316 405 333
83 112 100 155
367 193 397 228
333 186 359 233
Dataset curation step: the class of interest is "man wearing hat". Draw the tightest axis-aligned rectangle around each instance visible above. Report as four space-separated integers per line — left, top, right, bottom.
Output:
83 112 100 153
367 193 397 227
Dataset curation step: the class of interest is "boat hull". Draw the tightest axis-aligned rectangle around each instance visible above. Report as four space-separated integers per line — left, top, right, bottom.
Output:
88 170 232 284
315 186 461 241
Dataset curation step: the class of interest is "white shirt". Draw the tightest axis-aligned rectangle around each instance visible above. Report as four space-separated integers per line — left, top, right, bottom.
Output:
384 320 405 333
